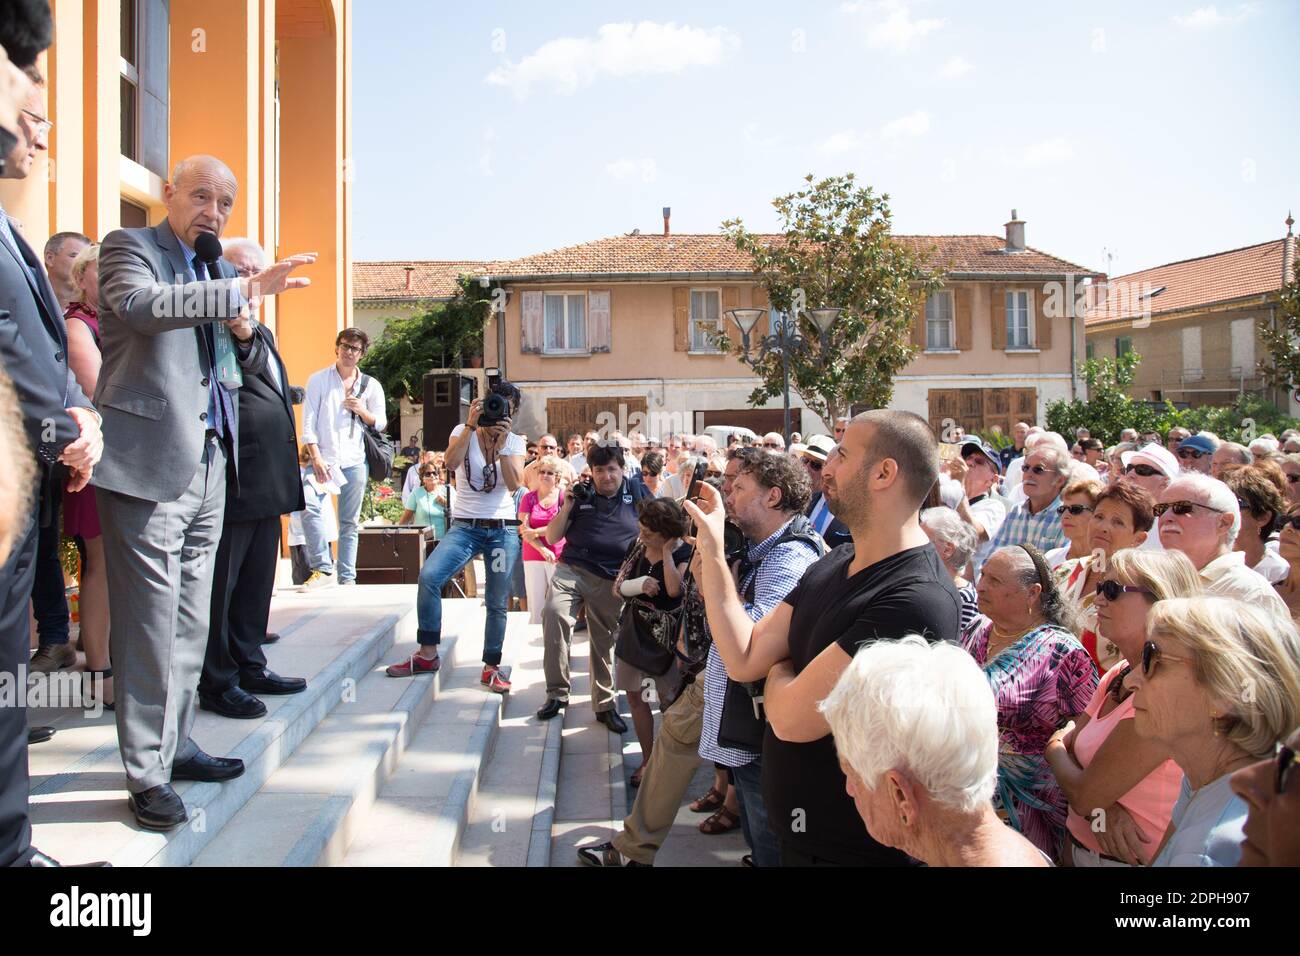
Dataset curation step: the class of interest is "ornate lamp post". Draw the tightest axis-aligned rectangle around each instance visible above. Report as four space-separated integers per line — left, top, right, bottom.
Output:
724 305 842 445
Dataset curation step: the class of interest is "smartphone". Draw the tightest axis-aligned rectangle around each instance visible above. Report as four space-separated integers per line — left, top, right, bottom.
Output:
687 460 709 500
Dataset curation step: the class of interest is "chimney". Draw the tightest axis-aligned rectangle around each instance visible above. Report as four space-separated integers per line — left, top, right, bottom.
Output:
1005 209 1025 252
403 265 414 290
1285 211 1296 287
663 206 671 236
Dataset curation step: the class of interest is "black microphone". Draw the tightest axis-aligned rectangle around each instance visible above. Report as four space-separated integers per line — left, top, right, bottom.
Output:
194 231 223 276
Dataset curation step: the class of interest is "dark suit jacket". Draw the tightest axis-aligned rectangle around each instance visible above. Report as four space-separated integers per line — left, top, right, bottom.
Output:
806 491 853 550
225 323 305 522
0 213 95 524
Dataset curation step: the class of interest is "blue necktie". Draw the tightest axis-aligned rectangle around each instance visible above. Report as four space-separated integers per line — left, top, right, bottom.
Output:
192 257 235 441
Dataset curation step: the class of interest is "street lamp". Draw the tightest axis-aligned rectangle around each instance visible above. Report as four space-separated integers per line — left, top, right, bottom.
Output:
725 304 841 445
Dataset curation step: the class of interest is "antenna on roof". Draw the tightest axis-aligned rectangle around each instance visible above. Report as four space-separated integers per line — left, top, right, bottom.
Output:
1102 246 1117 276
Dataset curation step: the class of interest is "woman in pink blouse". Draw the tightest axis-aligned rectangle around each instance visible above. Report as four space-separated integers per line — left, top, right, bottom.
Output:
518 456 565 625
1046 548 1202 865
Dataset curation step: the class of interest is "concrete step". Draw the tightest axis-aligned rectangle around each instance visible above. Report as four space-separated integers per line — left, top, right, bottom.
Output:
26 585 420 866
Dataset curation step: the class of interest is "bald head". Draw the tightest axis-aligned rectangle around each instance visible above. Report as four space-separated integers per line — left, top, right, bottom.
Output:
164 155 239 249
170 155 236 191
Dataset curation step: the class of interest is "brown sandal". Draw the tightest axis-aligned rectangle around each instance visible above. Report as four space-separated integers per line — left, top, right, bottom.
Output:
689 787 726 813
699 805 740 835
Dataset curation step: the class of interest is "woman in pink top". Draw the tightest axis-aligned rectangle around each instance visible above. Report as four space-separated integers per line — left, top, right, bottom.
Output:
518 456 565 625
1046 548 1202 865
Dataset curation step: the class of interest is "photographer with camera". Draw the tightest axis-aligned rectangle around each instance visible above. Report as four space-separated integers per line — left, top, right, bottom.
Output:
536 443 650 730
385 383 524 693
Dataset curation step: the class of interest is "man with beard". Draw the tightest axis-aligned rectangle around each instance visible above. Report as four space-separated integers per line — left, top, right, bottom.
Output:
685 410 961 865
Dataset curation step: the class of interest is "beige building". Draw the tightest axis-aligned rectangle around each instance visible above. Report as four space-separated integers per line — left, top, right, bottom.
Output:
1085 218 1297 413
351 260 491 345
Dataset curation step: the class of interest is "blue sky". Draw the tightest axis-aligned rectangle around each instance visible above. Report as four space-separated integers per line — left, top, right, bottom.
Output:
352 0 1298 276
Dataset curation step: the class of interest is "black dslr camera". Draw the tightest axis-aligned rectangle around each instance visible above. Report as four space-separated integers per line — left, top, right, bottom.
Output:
478 380 520 428
569 477 596 503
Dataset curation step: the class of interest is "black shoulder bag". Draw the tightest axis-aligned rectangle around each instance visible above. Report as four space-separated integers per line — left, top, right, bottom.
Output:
353 373 395 482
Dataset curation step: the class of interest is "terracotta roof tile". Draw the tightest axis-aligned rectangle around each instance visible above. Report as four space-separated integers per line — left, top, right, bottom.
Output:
352 261 493 302
1085 239 1288 326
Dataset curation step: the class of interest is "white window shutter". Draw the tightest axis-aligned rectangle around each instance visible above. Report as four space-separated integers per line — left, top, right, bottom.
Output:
522 291 543 353
587 290 611 353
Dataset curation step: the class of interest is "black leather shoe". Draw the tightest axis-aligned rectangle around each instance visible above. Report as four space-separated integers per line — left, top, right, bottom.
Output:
26 848 110 867
171 750 245 783
240 669 306 695
129 784 188 830
577 841 650 867
262 632 282 644
199 685 267 719
27 726 55 745
596 710 628 734
536 698 566 721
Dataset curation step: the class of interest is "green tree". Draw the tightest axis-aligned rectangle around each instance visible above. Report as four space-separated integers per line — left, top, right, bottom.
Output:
1258 258 1300 390
1046 351 1162 445
719 173 945 429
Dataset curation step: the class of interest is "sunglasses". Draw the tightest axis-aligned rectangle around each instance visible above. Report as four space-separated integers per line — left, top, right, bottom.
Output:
1095 579 1154 601
1025 463 1054 476
1153 500 1228 518
1125 464 1161 478
1177 448 1207 460
1281 513 1300 531
1141 639 1191 678
1056 503 1094 516
1276 744 1297 795
805 459 823 471
1287 473 1300 484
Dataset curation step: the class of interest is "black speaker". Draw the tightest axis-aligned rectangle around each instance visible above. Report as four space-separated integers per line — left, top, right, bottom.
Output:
422 373 476 451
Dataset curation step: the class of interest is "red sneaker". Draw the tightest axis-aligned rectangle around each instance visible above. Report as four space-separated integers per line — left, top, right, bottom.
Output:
481 665 511 694
385 653 440 678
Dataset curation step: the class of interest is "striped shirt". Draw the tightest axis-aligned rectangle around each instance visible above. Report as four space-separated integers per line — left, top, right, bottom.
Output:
698 519 823 767
958 583 980 632
981 494 1067 569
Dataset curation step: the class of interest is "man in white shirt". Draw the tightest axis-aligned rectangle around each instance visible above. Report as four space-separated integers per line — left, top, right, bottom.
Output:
299 328 387 587
943 438 1008 572
384 383 524 693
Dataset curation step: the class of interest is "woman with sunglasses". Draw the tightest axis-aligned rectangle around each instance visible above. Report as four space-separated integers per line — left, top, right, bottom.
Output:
518 455 566 626
1130 597 1300 866
399 462 453 539
962 545 1097 858
1057 482 1155 671
1047 550 1200 866
1044 477 1100 570
1279 454 1300 508
1230 726 1300 866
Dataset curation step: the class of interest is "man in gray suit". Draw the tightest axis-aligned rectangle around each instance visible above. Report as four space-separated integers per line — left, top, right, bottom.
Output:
95 154 315 830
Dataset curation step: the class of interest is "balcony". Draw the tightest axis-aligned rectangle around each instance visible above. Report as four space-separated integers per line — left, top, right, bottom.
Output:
1160 366 1265 395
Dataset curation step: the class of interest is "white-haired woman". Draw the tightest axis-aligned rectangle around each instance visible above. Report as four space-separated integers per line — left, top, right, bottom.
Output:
962 545 1098 858
920 507 979 630
61 242 112 707
1133 596 1300 866
820 635 1050 866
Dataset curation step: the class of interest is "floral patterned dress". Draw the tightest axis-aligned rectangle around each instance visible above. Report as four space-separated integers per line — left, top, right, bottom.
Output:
961 617 1099 858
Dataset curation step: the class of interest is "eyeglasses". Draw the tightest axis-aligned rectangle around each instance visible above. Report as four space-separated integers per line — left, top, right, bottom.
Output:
1025 463 1053 476
21 109 53 135
539 444 557 450
338 343 364 354
1287 473 1300 484
1177 448 1207 460
1056 503 1094 516
1141 639 1192 678
804 459 823 471
1153 500 1228 518
1276 743 1297 795
1125 464 1161 478
1095 579 1154 602
537 470 556 477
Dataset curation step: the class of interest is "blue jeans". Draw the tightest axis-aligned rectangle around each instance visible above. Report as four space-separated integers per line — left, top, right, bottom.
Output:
299 479 336 575
732 757 780 867
417 521 520 666
335 463 369 584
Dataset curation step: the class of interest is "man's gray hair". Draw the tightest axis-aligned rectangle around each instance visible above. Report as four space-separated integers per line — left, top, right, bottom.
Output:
1217 442 1253 467
220 236 268 270
1167 472 1241 547
819 636 999 815
920 506 978 569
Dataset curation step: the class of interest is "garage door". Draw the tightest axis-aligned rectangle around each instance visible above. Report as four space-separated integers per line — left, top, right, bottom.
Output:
694 408 800 436
547 396 648 440
927 387 1036 439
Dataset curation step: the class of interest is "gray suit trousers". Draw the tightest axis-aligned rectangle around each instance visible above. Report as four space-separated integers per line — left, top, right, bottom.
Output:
96 438 227 793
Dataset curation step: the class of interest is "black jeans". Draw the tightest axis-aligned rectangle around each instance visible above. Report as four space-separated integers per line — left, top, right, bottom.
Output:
30 495 69 647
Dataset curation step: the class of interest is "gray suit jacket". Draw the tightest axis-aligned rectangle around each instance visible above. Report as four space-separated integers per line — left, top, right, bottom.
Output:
94 219 267 502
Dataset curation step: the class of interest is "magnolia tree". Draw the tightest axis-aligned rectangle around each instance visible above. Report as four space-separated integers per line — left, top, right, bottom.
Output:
1259 258 1300 391
719 174 944 431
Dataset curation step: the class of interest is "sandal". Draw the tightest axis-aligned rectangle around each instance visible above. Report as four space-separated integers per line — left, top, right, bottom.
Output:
689 787 726 814
699 805 740 835
630 764 646 789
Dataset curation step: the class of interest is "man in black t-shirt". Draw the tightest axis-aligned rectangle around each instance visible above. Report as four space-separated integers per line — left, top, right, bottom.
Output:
684 409 961 866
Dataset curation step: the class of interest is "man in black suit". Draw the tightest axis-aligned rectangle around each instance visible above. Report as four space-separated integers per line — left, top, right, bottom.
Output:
199 238 308 718
800 434 852 549
0 55 106 868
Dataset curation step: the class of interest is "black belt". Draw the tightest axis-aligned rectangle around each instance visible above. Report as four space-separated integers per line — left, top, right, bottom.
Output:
452 517 521 528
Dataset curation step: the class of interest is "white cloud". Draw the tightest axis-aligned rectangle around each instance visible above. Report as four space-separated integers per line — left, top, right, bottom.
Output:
818 129 873 154
1174 3 1260 29
605 158 658 182
842 1 945 53
485 21 740 99
881 110 931 139
939 56 972 79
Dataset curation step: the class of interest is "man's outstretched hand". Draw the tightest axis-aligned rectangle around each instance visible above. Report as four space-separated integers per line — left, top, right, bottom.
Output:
242 252 318 299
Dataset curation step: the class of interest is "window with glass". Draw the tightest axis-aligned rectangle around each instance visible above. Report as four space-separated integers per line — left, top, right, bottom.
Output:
1006 290 1032 349
544 293 586 352
120 0 169 177
925 291 955 349
1117 336 1132 357
690 289 722 350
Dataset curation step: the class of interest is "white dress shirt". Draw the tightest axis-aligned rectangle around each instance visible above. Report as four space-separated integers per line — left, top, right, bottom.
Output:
300 364 387 470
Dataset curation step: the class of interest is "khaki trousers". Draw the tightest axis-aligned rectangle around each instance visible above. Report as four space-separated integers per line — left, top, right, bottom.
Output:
611 676 705 864
542 561 623 713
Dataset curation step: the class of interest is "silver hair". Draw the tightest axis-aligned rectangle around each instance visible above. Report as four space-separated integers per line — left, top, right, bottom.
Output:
219 237 268 270
1166 472 1242 547
920 506 978 569
1217 442 1253 467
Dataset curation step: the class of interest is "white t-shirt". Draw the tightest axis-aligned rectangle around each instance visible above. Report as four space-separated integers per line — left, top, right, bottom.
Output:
448 424 525 520
1252 547 1289 584
969 495 1008 570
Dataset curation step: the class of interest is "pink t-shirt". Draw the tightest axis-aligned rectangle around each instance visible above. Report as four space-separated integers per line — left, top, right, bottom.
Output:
1065 663 1184 860
520 489 564 562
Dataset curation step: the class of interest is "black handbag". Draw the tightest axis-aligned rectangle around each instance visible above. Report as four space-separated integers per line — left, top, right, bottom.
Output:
354 374 395 482
614 598 677 677
717 678 766 751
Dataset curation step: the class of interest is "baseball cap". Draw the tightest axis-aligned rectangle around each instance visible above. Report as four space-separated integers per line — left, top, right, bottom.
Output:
801 434 836 462
1121 443 1179 478
1178 434 1216 456
959 438 1003 475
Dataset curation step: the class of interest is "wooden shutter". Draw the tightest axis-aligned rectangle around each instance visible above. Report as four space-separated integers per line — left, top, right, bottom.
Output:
587 290 611 353
751 285 771 338
989 284 1007 350
955 286 973 350
911 295 926 348
139 0 170 178
673 287 690 351
722 286 742 349
1033 288 1052 349
521 291 543 353
1012 388 1038 420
